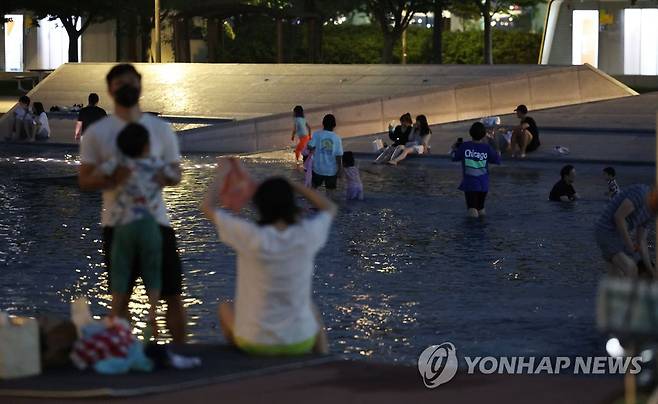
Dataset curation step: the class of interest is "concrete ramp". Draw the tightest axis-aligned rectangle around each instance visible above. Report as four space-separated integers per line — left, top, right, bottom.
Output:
0 62 555 143
179 64 638 153
0 63 637 150
0 63 555 119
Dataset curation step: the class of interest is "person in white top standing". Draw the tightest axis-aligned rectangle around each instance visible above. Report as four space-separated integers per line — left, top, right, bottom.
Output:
201 160 336 355
78 64 186 343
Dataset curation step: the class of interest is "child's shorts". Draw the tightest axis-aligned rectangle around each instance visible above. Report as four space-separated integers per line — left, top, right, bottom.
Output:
110 216 163 293
465 192 487 210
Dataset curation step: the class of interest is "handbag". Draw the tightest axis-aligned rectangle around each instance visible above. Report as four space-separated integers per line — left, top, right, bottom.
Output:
0 314 41 379
219 158 257 213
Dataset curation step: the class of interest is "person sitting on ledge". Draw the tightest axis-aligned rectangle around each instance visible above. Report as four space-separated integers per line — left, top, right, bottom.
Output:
549 165 579 202
374 113 413 164
388 114 432 165
201 163 336 356
9 95 35 141
510 104 540 159
33 102 50 142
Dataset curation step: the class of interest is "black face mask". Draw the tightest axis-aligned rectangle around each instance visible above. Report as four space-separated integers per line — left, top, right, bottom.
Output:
114 84 141 108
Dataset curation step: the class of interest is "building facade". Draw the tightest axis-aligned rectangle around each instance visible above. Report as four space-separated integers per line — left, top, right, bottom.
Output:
1 14 119 72
540 0 658 76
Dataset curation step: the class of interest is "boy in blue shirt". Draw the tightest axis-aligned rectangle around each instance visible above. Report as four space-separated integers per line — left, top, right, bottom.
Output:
452 122 501 218
308 114 343 191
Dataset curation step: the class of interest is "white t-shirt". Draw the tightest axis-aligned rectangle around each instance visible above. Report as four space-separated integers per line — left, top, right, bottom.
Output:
37 112 50 136
213 209 334 346
79 113 181 227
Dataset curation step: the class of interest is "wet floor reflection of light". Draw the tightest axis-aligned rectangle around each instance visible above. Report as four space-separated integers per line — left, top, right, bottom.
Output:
3 148 656 363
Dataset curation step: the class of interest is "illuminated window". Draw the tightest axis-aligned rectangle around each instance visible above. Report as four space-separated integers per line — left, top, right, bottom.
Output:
624 8 658 75
4 14 23 72
572 10 599 68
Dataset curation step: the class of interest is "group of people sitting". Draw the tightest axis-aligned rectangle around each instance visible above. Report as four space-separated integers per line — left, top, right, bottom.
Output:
7 92 107 144
373 113 432 165
7 95 50 142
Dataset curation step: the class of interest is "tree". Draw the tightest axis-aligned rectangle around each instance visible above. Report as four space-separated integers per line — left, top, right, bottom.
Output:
362 0 422 64
1 1 21 21
420 0 454 64
22 0 116 63
284 0 355 63
458 0 541 64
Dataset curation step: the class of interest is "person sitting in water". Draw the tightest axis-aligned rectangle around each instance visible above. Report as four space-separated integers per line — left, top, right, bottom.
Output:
374 113 413 164
201 161 337 356
595 184 658 277
510 105 540 158
342 152 363 201
549 165 579 202
388 114 432 165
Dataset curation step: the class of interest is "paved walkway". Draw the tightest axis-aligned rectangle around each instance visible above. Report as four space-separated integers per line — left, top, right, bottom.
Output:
344 92 658 165
6 361 623 404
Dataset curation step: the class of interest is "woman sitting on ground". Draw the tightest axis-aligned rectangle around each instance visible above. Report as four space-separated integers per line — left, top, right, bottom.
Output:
201 160 336 356
33 102 50 142
388 115 432 165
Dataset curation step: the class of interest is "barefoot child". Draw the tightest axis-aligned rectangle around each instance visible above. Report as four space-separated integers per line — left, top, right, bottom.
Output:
291 105 312 165
452 122 501 218
342 151 363 201
201 160 337 356
96 123 178 337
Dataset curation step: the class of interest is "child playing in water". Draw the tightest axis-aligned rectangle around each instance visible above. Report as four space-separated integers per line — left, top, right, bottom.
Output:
451 122 501 218
342 151 363 200
603 167 620 199
291 105 312 166
96 123 179 337
549 165 579 202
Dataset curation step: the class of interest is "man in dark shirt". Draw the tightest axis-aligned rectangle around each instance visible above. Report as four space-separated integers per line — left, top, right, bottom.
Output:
75 93 107 142
549 165 579 202
511 104 540 158
388 112 413 146
374 113 413 163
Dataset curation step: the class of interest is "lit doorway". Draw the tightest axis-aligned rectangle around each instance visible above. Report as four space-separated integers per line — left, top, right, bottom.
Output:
572 10 599 67
624 8 658 75
4 14 23 72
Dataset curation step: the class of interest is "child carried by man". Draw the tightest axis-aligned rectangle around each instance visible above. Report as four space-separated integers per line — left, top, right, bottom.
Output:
95 123 180 337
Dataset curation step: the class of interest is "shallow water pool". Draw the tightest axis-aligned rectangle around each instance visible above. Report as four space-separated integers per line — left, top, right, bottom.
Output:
0 146 654 364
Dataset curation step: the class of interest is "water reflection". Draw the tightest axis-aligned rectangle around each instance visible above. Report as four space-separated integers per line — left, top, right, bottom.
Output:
0 148 654 362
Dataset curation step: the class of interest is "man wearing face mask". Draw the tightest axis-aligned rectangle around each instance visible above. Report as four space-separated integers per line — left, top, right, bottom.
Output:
78 64 186 343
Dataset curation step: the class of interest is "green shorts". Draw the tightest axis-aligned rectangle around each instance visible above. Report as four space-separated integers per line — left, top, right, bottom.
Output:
110 216 163 293
234 335 316 356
